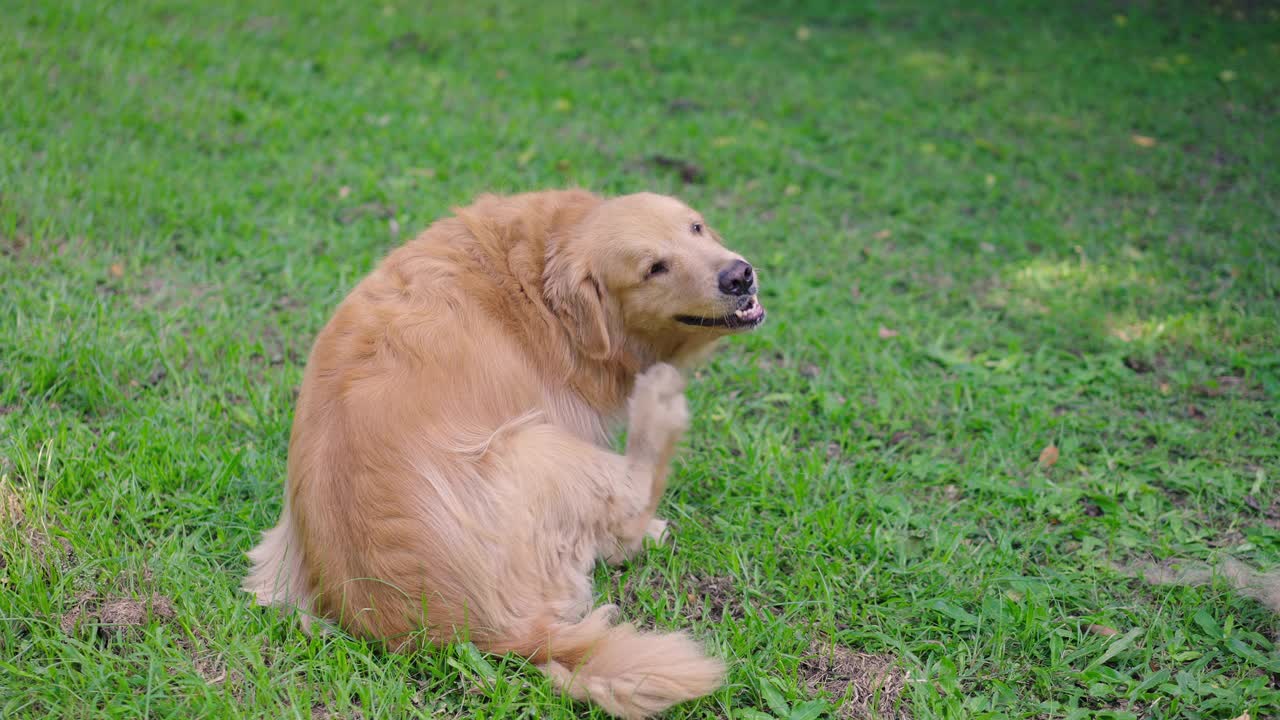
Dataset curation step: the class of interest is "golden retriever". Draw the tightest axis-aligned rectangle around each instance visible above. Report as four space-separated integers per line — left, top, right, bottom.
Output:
244 189 766 718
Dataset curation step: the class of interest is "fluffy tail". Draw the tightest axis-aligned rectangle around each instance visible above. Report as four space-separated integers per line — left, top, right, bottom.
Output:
526 605 726 720
242 502 318 633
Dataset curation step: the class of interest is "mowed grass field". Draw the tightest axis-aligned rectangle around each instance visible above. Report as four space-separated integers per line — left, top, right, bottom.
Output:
3 0 1279 718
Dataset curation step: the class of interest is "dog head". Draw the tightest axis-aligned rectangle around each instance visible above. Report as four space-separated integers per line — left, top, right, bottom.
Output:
545 192 765 362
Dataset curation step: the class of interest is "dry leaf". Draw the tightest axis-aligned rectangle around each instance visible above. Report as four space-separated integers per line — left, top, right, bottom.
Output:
878 326 899 339
795 26 811 41
874 229 892 240
784 184 801 197
1085 623 1119 637
1219 69 1237 83
1038 444 1060 467
979 242 996 253
1131 134 1157 148
1229 714 1249 720
553 98 572 112
109 263 125 278
338 185 351 199
495 68 509 80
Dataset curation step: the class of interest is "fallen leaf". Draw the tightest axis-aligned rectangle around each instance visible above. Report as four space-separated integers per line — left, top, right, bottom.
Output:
712 136 736 148
553 98 572 112
874 229 892 240
784 184 801 197
555 159 571 172
1085 623 1120 637
407 168 436 178
985 173 997 187
494 68 509 80
795 26 811 41
1131 134 1157 148
109 263 125 278
878 326 899 339
1229 714 1249 720
1219 69 1237 83
979 242 996 253
1038 444 1060 468
338 185 351 199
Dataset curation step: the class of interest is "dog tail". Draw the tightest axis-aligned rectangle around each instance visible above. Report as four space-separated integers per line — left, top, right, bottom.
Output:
243 501 318 633
517 604 725 720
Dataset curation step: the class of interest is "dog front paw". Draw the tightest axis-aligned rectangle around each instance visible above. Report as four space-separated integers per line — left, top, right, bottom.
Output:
627 363 688 459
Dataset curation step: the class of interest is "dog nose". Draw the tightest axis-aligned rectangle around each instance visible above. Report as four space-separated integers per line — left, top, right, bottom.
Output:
717 260 755 296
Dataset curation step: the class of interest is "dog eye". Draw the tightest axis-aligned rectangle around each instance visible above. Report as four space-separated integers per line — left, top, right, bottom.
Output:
691 222 703 234
646 261 669 279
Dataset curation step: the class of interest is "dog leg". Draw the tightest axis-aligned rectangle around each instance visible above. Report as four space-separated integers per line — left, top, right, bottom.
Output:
605 363 687 560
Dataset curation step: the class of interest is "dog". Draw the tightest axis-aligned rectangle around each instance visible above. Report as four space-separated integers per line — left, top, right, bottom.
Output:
244 189 766 718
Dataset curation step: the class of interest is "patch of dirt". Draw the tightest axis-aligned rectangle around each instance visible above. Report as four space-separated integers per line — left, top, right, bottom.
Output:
667 98 704 113
798 635 911 712
313 700 365 720
59 591 176 640
799 639 910 719
613 571 746 623
337 202 395 225
684 574 743 621
387 32 438 60
648 155 705 184
1122 355 1154 374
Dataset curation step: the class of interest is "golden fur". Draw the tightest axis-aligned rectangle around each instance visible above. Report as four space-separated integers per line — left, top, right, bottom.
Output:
244 189 765 718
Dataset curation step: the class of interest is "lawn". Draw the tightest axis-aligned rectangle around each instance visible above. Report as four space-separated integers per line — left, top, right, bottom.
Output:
2 0 1279 718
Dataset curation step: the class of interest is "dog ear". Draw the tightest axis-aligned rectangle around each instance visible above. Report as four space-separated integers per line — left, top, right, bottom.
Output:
546 269 615 361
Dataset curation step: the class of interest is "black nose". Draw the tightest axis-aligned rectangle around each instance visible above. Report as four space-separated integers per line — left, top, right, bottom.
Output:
717 260 755 296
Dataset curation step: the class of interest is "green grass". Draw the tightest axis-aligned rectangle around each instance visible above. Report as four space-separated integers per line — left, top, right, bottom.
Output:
3 0 1279 718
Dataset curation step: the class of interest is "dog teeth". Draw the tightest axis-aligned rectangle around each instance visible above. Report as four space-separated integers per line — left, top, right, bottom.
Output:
734 297 762 320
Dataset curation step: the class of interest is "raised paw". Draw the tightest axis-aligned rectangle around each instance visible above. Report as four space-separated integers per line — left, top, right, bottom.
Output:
626 363 688 461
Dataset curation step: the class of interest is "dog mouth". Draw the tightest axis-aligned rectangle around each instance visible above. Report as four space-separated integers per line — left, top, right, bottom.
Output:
674 295 766 330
